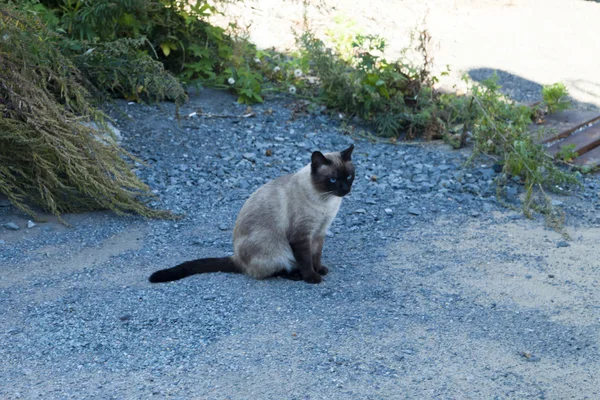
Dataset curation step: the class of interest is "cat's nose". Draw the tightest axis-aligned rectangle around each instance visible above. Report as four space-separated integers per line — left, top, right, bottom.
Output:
340 183 351 195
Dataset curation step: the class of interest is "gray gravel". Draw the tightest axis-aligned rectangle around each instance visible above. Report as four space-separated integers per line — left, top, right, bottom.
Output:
1 89 600 399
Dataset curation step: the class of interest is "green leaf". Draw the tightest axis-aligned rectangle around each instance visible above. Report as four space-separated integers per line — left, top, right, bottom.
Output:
160 43 171 57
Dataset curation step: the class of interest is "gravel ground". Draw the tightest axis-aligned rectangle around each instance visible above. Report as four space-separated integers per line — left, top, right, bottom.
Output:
1 88 600 399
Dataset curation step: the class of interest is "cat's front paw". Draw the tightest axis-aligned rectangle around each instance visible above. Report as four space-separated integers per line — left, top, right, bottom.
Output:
317 265 329 276
303 272 323 284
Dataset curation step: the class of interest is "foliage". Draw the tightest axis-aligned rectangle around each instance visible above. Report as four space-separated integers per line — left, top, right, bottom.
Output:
541 82 571 114
324 13 363 63
293 21 578 225
297 30 443 138
35 0 264 104
70 37 187 105
466 75 578 218
0 5 171 219
555 144 579 163
8 0 186 106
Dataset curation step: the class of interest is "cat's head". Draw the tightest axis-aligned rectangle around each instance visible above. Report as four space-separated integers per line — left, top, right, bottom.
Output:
310 144 355 197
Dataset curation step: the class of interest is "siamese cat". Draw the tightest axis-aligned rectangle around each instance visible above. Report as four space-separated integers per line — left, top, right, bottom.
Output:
149 144 355 284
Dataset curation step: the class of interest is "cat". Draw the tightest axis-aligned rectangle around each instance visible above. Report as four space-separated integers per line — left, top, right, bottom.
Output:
149 144 355 284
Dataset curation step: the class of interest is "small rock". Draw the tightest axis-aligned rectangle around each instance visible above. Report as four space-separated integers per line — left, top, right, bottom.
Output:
557 241 570 248
218 224 229 231
470 211 480 218
551 199 564 207
265 149 273 157
355 209 367 214
479 168 497 180
506 187 518 202
239 181 249 189
412 174 428 183
520 352 541 362
384 208 393 215
3 222 19 231
548 274 555 278
325 230 334 237
525 274 532 279
27 220 36 229
408 207 422 216
242 153 256 162
463 183 481 194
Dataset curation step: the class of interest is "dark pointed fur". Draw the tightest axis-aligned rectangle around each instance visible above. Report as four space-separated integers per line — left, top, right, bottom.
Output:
149 257 241 283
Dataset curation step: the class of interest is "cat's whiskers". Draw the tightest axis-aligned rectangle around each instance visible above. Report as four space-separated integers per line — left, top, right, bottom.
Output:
318 191 335 202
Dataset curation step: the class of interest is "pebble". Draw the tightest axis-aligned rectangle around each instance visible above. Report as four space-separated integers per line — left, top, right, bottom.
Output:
218 224 229 231
355 209 367 214
470 211 480 218
3 222 19 231
506 187 518 202
408 207 422 216
384 208 393 215
242 153 256 162
557 241 570 248
27 220 36 229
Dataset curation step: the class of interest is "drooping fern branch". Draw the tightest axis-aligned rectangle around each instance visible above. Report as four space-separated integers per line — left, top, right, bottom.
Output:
0 5 173 220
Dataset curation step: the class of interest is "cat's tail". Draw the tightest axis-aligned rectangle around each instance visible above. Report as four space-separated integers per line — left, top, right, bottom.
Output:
148 257 241 283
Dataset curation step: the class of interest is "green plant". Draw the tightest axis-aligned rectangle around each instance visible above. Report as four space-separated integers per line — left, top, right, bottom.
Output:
555 144 578 163
0 5 171 219
297 29 442 138
542 82 571 113
324 13 363 63
31 0 264 104
226 67 263 104
467 74 579 220
72 37 187 105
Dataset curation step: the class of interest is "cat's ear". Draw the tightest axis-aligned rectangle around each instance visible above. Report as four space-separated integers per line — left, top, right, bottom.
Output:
340 144 354 162
311 151 330 169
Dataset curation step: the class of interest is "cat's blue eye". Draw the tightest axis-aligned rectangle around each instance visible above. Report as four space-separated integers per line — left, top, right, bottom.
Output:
329 177 337 183
347 175 353 181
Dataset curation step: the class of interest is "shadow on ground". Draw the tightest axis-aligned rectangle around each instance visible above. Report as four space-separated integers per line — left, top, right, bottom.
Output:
468 68 600 112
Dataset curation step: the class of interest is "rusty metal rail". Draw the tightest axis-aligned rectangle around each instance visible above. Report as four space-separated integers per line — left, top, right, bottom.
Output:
529 109 600 169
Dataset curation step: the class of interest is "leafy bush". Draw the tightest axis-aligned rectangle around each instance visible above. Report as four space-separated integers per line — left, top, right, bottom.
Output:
70 37 187 105
290 23 578 225
35 0 262 103
542 82 571 114
467 75 578 219
0 5 171 219
297 30 443 138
